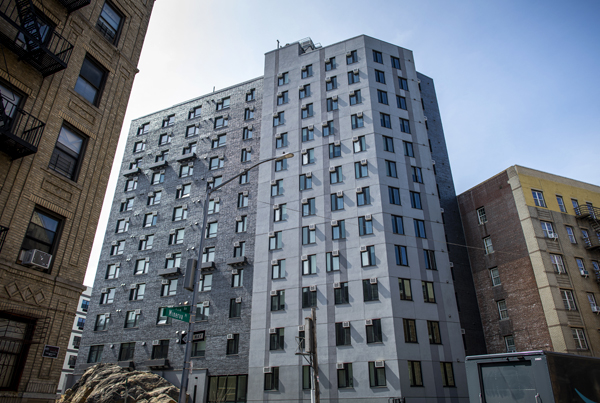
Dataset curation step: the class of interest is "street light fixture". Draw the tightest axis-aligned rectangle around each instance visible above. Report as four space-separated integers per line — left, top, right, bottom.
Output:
178 152 294 403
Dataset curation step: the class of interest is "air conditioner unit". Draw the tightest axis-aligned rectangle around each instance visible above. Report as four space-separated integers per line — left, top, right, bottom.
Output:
375 360 385 368
336 363 345 370
370 278 378 284
276 92 282 97
298 325 305 331
349 90 355 96
270 290 278 296
360 159 368 165
271 259 279 265
306 172 312 178
440 208 444 213
346 51 352 56
243 190 249 196
234 241 240 247
322 121 328 127
301 255 308 261
301 65 307 71
105 313 111 317
248 125 253 130
263 367 272 373
100 288 107 293
115 262 120 267
365 214 372 221
342 321 350 328
213 197 220 202
203 301 210 307
301 104 307 110
334 140 341 146
140 235 146 240
272 204 279 211
236 216 243 222
310 285 317 292
332 95 338 101
308 125 314 130
273 112 279 118
329 166 336 172
580 269 589 278
431 159 436 165
365 319 373 326
277 73 283 78
334 282 341 289
161 280 169 285
331 220 338 226
337 191 344 197
360 246 367 252
232 269 238 275
236 297 242 303
130 284 137 289
325 57 331 63
249 107 254 112
591 305 600 313
207 177 214 183
111 241 117 246
299 85 305 90
352 136 359 142
326 77 332 83
332 250 339 257
353 68 359 74
166 252 173 258
301 149 307 154
152 340 160 346
356 187 363 193
275 134 282 139
169 229 176 234
309 224 316 230
269 328 276 334
301 198 308 204
357 112 363 118
449 262 454 268
227 334 234 339
269 231 275 237
270 180 277 185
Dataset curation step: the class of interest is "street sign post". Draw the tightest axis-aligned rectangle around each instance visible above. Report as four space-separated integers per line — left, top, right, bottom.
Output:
165 306 191 323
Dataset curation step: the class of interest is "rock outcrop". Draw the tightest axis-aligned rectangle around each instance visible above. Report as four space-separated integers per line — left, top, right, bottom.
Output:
59 364 180 403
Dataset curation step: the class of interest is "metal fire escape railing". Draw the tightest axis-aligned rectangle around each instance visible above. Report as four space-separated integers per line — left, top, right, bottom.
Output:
575 205 600 283
0 0 74 76
55 0 90 13
0 225 8 253
0 89 45 159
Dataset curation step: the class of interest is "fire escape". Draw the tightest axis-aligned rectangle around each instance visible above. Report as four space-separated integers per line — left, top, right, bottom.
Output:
575 205 600 282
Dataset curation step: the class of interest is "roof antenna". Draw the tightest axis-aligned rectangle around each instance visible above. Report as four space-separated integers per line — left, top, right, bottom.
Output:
277 40 280 48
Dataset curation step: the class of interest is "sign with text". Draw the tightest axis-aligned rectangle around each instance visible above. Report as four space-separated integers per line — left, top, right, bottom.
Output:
42 345 60 358
165 306 191 323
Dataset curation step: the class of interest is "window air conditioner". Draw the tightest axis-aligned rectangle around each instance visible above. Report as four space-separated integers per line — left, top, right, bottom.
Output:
269 232 275 237
360 159 368 165
360 246 367 252
332 250 339 257
236 297 242 303
306 172 312 178
370 278 378 284
301 255 308 261
227 334 234 339
298 325 305 331
334 140 340 146
234 241 240 247
309 224 316 230
271 180 277 185
310 285 317 292
375 360 385 368
336 363 345 370
232 269 238 275
308 125 314 130
356 187 363 193
329 166 336 172
365 319 373 326
357 112 363 118
269 328 276 334
365 214 372 221
331 220 338 226
161 280 169 285
271 260 279 266
353 68 359 74
263 367 272 373
342 321 350 328
152 340 160 346
333 282 341 289
101 288 107 293
301 198 308 204
270 290 278 296
203 301 210 307
273 204 279 210
301 149 307 154
337 191 344 197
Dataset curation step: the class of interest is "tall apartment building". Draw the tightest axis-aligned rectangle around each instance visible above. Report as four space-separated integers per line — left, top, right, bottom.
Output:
57 286 91 394
77 35 484 402
0 0 153 401
458 166 600 356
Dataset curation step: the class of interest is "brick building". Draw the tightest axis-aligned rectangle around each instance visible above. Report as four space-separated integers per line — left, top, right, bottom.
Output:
77 35 485 402
458 165 600 356
0 0 153 401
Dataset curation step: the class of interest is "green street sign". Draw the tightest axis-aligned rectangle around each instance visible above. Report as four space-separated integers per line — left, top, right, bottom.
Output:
165 306 191 323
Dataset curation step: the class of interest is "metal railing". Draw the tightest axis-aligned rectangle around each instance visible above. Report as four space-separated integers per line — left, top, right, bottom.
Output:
0 91 45 159
0 225 7 253
55 0 90 13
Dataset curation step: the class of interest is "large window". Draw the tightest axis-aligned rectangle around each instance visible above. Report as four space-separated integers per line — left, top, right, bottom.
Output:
74 56 107 105
532 190 546 207
0 314 36 390
363 279 379 301
269 328 285 350
87 345 103 363
366 319 382 343
49 125 86 181
118 342 135 361
337 363 353 388
335 322 351 346
368 362 386 387
440 362 456 387
19 209 62 272
96 1 124 44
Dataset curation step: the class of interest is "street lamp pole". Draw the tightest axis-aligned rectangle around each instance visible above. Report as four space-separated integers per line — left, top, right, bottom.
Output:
178 152 294 403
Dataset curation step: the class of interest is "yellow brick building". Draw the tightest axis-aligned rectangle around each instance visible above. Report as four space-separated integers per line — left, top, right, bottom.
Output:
0 1 153 401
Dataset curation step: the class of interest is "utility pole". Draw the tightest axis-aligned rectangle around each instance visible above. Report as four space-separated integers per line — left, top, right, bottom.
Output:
311 308 320 403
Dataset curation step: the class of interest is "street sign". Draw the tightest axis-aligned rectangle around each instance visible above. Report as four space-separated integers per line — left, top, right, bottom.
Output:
42 345 60 358
165 306 191 322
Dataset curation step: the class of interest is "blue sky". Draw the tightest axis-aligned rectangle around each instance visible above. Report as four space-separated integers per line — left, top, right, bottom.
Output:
84 0 600 284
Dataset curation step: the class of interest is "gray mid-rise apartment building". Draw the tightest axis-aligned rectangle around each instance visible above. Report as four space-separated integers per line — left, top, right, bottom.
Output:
75 35 485 403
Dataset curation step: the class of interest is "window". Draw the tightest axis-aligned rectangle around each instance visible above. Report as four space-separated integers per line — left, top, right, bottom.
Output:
173 206 188 221
357 186 370 206
353 135 366 152
403 141 414 157
361 246 376 267
75 56 107 105
325 57 335 71
399 278 412 300
337 363 353 388
440 362 455 387
168 228 185 245
490 267 501 286
359 216 373 236
73 335 82 348
226 334 239 355
238 192 249 208
151 171 164 184
302 149 315 165
403 318 417 343
392 215 404 234
299 84 310 99
186 125 197 137
242 126 252 140
134 259 149 274
77 317 86 330
351 114 364 129
497 300 508 319
355 161 368 178
214 115 228 128
372 50 383 63
202 246 214 262
559 289 578 311
128 158 141 170
375 69 385 84
233 241 245 258
301 103 313 118
110 240 124 255
348 69 359 84
334 282 349 304
349 89 361 105
133 141 145 153
385 160 397 178
272 259 285 279
275 133 287 148
155 150 168 161
331 193 344 211
301 126 314 142
483 236 493 254
377 90 388 105
566 226 576 243
422 249 437 270
269 231 283 250
346 50 357 64
241 148 251 162
189 106 201 119
335 322 351 346
326 76 338 91
390 56 401 69
556 195 567 212
323 120 334 136
118 341 135 361
129 284 145 301
366 319 382 343
379 137 394 153
232 269 243 287
369 361 386 387
528 190 547 208
137 123 149 135
326 252 340 272
410 167 423 183
388 187 401 205
363 278 379 300
277 72 289 86
212 134 226 148
199 274 212 292
302 365 312 390
400 118 411 134
410 192 422 209
504 335 516 353
216 97 230 111
422 281 435 303
332 220 345 239
302 255 317 274
571 328 588 350
159 133 171 145
143 213 156 227
176 185 190 199
106 264 119 279
100 288 115 304
87 345 103 363
302 198 316 216
391 244 409 267
427 321 442 344
301 64 313 79
48 125 87 181
380 113 391 128
115 219 129 233
264 367 279 391
271 290 285 311
94 314 109 331
302 287 317 308
151 339 169 359
209 156 223 170
161 279 178 297
302 225 316 244
167 252 182 267
191 332 206 357
476 207 487 224
329 143 341 158
206 222 218 238
299 174 312 191
244 108 254 120
269 328 285 350
541 221 555 238
399 77 409 90
246 88 255 101
408 361 423 386
120 197 134 212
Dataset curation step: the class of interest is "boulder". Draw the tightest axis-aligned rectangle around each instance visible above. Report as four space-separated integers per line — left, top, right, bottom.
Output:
59 364 180 403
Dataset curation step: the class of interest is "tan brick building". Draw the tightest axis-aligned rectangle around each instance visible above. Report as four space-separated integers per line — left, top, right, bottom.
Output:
0 0 153 401
458 166 600 356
